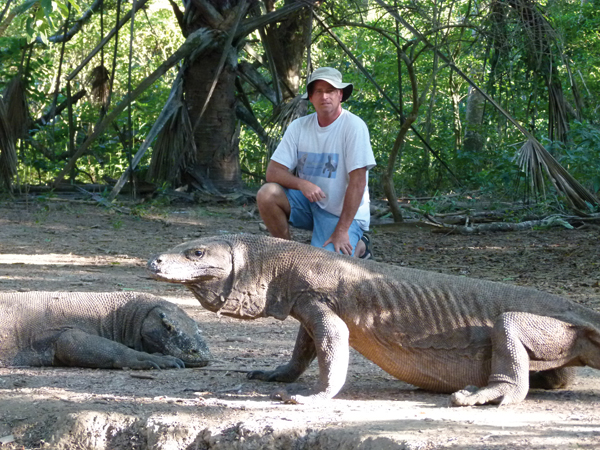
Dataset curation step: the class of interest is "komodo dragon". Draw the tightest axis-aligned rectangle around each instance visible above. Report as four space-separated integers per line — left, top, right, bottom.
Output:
147 234 600 406
0 291 211 369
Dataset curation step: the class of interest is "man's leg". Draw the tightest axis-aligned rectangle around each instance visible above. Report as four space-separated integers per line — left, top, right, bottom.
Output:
257 183 292 239
355 237 366 258
258 185 366 257
310 204 363 256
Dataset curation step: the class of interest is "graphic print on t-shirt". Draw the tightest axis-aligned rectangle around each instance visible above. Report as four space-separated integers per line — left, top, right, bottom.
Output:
297 152 339 179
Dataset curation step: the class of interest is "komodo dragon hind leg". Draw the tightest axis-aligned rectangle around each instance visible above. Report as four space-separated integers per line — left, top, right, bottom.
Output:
529 367 576 389
451 312 596 406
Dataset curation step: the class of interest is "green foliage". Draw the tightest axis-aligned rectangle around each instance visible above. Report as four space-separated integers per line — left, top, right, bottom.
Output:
550 122 600 194
1 0 183 186
1 0 599 208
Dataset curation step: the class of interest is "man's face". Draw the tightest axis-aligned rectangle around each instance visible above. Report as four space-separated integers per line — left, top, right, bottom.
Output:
308 80 343 118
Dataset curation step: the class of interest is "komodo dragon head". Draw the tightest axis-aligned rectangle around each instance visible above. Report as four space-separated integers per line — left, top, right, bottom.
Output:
148 234 299 320
141 300 212 367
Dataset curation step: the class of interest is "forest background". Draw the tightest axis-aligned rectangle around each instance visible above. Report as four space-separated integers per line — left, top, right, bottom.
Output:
1 0 599 219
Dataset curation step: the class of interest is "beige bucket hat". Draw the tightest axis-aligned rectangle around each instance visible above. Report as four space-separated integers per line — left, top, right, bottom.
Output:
302 67 354 102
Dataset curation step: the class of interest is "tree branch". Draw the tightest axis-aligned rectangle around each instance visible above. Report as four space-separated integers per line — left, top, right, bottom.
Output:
52 27 219 188
66 0 152 82
35 89 87 128
238 61 277 104
0 0 13 24
39 0 104 44
188 0 224 30
236 0 318 39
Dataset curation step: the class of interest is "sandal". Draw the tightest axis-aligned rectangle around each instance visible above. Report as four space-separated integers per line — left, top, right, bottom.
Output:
359 234 373 260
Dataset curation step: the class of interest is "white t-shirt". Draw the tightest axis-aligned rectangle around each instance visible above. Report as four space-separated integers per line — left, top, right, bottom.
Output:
271 109 376 230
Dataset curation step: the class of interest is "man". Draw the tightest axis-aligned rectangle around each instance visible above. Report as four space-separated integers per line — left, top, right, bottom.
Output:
257 67 376 258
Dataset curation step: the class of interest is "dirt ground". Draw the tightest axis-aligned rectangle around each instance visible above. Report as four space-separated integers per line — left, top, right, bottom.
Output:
0 194 599 449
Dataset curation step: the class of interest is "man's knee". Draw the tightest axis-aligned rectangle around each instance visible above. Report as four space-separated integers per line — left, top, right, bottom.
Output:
257 183 290 218
257 182 285 205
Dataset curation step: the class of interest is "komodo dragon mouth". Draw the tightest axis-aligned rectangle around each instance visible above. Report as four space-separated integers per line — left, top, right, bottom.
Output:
147 256 221 283
147 239 234 284
148 269 217 284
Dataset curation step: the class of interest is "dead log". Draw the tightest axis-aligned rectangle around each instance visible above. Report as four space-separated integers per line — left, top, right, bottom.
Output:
428 214 600 234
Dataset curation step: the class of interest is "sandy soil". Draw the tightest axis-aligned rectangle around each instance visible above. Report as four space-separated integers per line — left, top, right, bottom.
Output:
0 195 599 449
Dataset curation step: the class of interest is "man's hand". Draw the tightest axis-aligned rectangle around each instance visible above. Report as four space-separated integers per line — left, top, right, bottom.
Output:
266 161 325 203
324 229 353 255
300 181 326 203
322 167 368 256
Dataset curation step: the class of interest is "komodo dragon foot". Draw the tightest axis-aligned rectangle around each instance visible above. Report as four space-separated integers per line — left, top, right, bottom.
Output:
450 312 595 406
450 383 519 406
55 329 186 369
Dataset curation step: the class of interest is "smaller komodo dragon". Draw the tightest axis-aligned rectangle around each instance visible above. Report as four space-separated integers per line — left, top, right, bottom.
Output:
147 234 600 406
0 291 211 369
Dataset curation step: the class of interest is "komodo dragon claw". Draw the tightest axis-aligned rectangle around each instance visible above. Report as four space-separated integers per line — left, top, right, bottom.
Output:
123 354 185 370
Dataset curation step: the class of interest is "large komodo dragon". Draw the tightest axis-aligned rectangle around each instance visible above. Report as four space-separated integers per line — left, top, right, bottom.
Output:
0 291 211 369
147 234 600 406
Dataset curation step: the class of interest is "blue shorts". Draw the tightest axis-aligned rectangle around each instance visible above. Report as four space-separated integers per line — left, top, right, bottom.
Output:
285 189 364 256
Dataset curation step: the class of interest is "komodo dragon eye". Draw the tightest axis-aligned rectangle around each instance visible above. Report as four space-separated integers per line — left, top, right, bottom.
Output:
187 249 205 259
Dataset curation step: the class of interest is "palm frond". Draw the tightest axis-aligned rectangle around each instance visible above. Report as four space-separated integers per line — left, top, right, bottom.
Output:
266 94 307 156
516 139 599 212
89 65 111 106
146 99 196 186
3 75 30 139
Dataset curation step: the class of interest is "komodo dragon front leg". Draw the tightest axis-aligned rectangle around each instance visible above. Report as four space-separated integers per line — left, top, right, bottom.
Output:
54 329 185 369
248 323 316 382
248 300 349 403
451 312 599 406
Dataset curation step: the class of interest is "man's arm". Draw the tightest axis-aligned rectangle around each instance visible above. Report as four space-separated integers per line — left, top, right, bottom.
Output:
324 167 367 255
266 160 326 203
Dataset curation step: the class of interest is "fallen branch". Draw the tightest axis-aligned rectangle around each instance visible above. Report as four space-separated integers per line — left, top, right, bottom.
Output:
390 202 568 225
74 186 131 214
427 214 600 234
427 210 545 225
377 200 600 233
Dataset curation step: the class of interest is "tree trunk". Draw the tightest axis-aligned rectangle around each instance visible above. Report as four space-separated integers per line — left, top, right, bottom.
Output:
263 2 311 101
174 0 247 193
184 49 241 192
176 0 312 192
449 72 462 151
463 85 485 154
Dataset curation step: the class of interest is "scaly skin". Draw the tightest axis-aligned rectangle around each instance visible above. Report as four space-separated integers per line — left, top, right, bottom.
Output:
0 291 212 369
148 234 600 405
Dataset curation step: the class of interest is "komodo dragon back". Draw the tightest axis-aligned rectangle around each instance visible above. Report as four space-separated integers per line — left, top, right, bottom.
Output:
0 291 211 369
148 234 600 406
